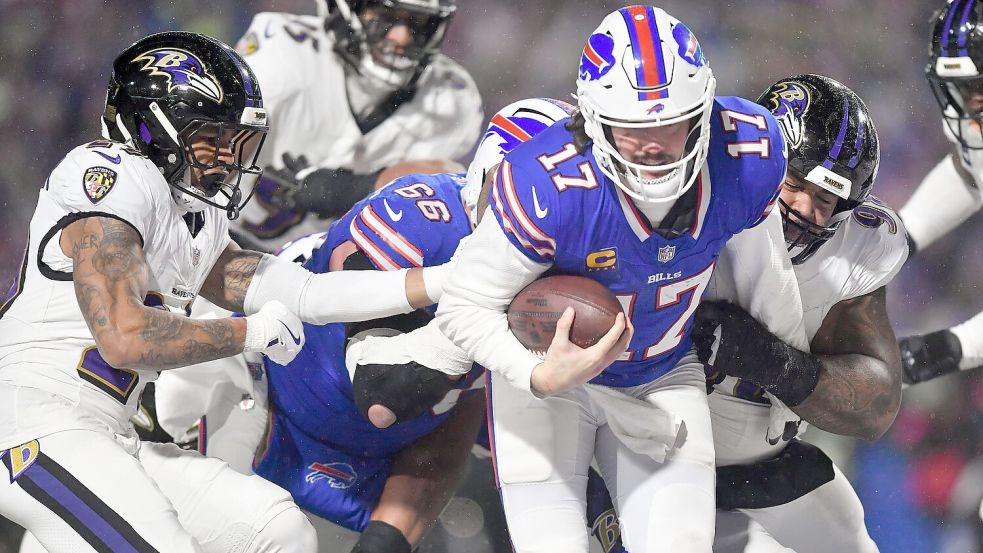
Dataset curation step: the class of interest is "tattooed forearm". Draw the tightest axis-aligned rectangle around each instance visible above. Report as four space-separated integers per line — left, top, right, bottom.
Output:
201 244 264 312
76 282 109 329
791 288 902 440
65 216 247 370
130 317 244 370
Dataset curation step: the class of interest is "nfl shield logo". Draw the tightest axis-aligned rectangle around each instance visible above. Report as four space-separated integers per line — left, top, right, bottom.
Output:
191 247 201 267
657 245 676 263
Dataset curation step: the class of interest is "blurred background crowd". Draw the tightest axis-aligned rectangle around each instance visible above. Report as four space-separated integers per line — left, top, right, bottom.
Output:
0 0 979 551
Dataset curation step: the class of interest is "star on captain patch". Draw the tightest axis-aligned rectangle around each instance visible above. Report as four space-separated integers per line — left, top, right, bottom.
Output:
82 166 118 203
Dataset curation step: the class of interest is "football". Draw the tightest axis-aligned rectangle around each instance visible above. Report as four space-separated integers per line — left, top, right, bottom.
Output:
507 275 623 352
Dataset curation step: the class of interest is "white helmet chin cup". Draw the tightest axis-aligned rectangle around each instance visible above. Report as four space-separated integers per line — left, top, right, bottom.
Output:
356 51 417 88
169 169 241 214
576 5 715 204
169 170 203 213
463 97 576 221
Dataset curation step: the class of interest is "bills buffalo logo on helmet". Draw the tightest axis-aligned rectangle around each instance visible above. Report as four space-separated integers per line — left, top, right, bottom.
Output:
82 166 118 204
305 462 357 489
580 32 617 81
671 23 705 68
764 82 811 149
132 48 224 104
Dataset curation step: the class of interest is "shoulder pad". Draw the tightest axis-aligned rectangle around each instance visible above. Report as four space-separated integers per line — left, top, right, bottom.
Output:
490 136 578 262
43 142 165 244
349 173 469 270
840 197 909 298
236 12 326 91
710 96 788 230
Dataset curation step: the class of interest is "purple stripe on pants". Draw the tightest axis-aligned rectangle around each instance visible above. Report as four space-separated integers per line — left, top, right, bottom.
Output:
25 462 142 553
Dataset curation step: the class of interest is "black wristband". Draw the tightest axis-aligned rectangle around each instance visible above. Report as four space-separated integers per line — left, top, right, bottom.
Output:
351 520 411 553
768 343 822 407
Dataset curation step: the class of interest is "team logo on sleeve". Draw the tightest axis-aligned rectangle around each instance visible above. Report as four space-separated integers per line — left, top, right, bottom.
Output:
237 31 260 56
82 166 118 204
672 23 705 68
580 33 616 81
132 48 224 104
305 462 357 489
763 82 811 149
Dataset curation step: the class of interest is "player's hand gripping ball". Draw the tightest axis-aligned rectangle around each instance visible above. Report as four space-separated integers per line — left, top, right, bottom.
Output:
507 275 623 352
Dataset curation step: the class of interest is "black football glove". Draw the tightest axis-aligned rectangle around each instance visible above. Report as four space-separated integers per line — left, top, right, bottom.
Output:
898 329 963 385
263 153 380 218
692 300 820 406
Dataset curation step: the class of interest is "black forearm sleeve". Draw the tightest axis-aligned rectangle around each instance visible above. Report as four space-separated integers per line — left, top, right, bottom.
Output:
292 168 382 219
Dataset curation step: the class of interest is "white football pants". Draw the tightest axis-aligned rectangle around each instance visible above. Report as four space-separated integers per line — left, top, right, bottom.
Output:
710 392 877 553
489 359 715 553
3 425 315 553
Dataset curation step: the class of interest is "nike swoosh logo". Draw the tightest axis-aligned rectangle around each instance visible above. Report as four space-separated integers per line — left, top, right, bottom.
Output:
383 199 403 222
281 322 302 346
94 151 121 165
531 187 548 219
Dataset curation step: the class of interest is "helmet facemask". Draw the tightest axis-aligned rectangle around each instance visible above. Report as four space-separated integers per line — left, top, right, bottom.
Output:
173 120 267 219
331 0 454 89
581 82 715 204
124 101 268 220
779 196 848 265
927 0 983 150
929 73 983 150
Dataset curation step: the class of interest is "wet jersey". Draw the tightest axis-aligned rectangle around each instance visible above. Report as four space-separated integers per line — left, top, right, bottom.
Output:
708 198 909 406
264 172 481 457
233 12 484 247
0 140 231 448
491 96 787 387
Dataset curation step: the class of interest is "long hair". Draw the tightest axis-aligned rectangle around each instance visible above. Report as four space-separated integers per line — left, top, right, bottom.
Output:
566 110 591 153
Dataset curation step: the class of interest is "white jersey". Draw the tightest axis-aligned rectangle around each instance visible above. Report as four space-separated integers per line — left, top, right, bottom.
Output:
0 140 231 448
707 198 909 465
234 12 484 247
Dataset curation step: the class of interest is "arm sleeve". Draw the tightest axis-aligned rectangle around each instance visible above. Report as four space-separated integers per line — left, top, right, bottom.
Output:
716 209 809 351
347 318 474 377
435 209 550 394
898 154 983 250
243 253 413 324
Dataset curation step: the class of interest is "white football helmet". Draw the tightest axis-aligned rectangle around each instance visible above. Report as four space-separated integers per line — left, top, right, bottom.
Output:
462 97 575 221
576 5 715 203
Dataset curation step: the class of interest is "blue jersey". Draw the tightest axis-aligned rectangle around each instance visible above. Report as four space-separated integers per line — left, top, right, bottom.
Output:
264 172 482 458
491 96 786 387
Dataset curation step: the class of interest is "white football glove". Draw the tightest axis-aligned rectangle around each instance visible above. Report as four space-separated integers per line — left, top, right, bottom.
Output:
244 301 305 365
